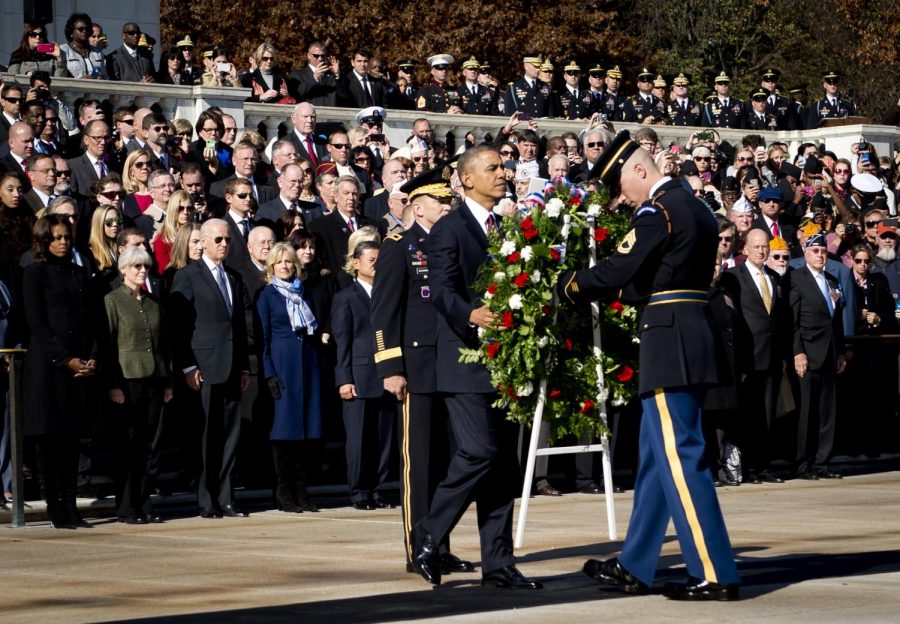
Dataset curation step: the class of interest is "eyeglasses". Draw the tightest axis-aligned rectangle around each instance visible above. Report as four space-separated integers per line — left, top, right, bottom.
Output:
865 220 883 228
87 134 109 141
853 257 871 264
770 253 788 260
212 236 231 244
74 26 90 32
585 142 603 149
329 143 350 149
392 197 409 204
694 156 711 162
433 65 449 70
412 156 426 162
131 263 149 270
2 97 22 104
119 118 134 125
178 132 192 139
124 30 141 36
354 157 370 164
261 56 275 62
133 161 151 169
310 53 325 59
718 235 734 242
150 125 167 133
564 71 580 76
835 168 851 174
736 156 752 162
99 190 123 199
45 117 59 123
104 218 123 226
28 31 44 38
499 150 514 156
176 204 194 213
201 126 220 133
824 78 838 85
234 192 251 199
759 198 780 203
58 213 77 221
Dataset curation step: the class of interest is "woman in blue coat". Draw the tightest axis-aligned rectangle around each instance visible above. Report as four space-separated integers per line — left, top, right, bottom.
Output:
257 242 321 512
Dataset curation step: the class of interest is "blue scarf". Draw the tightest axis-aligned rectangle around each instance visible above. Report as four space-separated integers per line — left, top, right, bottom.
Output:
272 277 317 335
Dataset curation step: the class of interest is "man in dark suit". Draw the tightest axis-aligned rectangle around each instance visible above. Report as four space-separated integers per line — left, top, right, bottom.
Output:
338 49 387 108
170 218 252 518
786 233 847 479
67 119 110 201
221 178 257 274
0 122 33 190
752 187 795 247
308 176 374 289
559 131 740 601
362 158 408 221
410 147 541 590
0 84 22 147
209 145 276 204
22 154 56 212
106 23 155 82
331 241 395 509
721 229 788 484
371 166 473 575
286 103 327 168
288 41 340 106
256 164 307 238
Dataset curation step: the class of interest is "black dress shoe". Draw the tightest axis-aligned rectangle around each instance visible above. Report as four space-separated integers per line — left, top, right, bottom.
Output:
663 577 740 601
720 477 741 486
126 515 149 525
583 558 648 594
817 470 843 479
440 552 475 574
146 514 164 523
758 472 784 484
373 500 394 509
296 499 319 512
578 483 603 494
795 471 819 480
536 482 563 496
352 500 375 510
220 505 249 517
481 564 543 589
412 530 441 585
744 473 762 484
199 507 222 518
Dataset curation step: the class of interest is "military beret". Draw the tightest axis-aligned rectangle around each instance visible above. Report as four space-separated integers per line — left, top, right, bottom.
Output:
315 162 338 177
400 156 457 201
588 130 640 189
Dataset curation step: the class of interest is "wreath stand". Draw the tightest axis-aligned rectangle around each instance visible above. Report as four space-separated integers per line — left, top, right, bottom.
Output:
514 214 617 548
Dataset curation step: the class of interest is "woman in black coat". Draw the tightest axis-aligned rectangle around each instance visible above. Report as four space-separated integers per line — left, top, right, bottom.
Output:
22 215 98 528
245 43 293 104
184 110 233 188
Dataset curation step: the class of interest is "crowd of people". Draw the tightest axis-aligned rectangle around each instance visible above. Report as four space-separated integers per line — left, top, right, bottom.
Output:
0 13 898 557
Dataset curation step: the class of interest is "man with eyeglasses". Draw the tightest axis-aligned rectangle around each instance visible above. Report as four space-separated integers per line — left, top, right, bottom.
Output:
598 65 628 122
585 64 606 112
325 130 370 195
557 61 593 121
703 71 745 129
289 41 340 106
807 70 856 129
503 54 552 119
142 113 172 171
62 99 104 159
106 23 155 83
308 176 375 287
667 73 702 127
571 129 608 182
626 68 670 125
210 145 276 204
0 84 22 147
416 54 463 114
338 49 386 109
67 119 109 201
257 164 312 236
455 57 499 116
745 88 778 131
364 157 409 221
23 154 57 211
108 105 138 174
753 187 794 247
53 156 73 197
766 236 791 277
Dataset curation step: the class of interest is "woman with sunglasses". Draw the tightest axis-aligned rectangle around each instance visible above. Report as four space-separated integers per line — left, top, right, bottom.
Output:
88 195 124 280
22 215 97 528
156 46 186 85
153 191 194 272
7 22 67 77
185 110 233 185
246 43 294 104
122 149 154 220
102 245 172 524
58 12 107 79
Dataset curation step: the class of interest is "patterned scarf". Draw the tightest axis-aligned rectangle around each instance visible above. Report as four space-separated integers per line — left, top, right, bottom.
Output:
272 276 317 335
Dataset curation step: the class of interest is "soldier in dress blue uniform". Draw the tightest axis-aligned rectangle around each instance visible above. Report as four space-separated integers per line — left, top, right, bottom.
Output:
586 64 607 113
456 57 500 115
668 73 703 126
626 68 670 124
651 75 668 102
703 71 745 129
477 60 503 113
557 130 741 601
807 70 857 128
538 59 562 118
370 163 475 577
745 87 779 131
417 54 464 114
558 60 595 120
758 69 792 130
396 58 419 104
598 65 628 121
788 84 809 130
502 54 553 118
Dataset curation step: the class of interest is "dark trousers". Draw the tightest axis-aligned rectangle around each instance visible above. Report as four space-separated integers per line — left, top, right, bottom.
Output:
113 378 165 519
33 434 79 516
342 392 395 503
420 392 518 573
198 379 243 510
797 366 836 471
400 393 452 563
272 439 318 507
739 368 779 473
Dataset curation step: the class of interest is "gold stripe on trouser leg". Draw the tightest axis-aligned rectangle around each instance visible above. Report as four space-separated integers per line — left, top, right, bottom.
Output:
654 389 717 583
402 393 413 561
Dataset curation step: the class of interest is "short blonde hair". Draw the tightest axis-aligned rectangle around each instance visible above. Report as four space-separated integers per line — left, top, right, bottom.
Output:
253 42 276 65
343 225 380 275
265 242 302 283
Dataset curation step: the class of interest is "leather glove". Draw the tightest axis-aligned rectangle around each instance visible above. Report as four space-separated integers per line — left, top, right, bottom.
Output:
267 377 283 400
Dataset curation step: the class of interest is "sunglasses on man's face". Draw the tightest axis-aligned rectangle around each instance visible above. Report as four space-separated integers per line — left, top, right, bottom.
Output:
99 190 123 200
212 236 231 245
853 257 871 265
865 220 883 228
770 253 789 260
585 142 603 149
234 192 251 199
329 143 350 150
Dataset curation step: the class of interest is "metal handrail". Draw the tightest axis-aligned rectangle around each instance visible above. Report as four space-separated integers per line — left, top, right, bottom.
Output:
1 348 27 528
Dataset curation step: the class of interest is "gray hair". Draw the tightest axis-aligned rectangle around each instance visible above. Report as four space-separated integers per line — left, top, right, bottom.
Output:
47 196 77 214
118 245 152 271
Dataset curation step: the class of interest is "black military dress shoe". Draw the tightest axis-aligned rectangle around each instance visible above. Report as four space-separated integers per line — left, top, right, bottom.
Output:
352 500 375 510
125 515 149 525
583 558 649 594
744 472 763 484
663 577 740 601
816 469 843 479
146 514 164 523
199 507 222 518
578 483 603 494
440 552 475 574
412 530 441 585
481 564 543 589
296 499 319 512
373 500 394 509
220 505 249 517
795 471 819 480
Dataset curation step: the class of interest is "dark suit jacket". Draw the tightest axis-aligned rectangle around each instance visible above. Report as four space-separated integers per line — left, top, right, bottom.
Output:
786 265 845 370
170 258 251 385
337 73 387 108
331 281 382 399
209 174 276 204
106 45 155 81
288 65 338 106
362 191 390 221
285 128 327 165
428 201 495 394
185 139 233 187
721 263 789 372
307 210 375 286
0 153 31 191
222 214 255 274
22 189 47 213
67 153 101 200
752 215 796 247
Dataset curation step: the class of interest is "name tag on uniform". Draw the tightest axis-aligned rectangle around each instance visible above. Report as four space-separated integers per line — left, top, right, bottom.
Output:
420 286 431 298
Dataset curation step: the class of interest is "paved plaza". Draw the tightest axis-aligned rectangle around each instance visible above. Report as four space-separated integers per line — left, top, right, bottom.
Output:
3 470 900 623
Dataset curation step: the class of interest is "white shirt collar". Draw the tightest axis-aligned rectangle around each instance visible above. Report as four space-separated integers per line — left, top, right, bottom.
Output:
85 152 102 167
356 278 373 297
33 188 52 206
807 264 824 279
228 209 249 224
280 195 295 209
293 127 309 141
648 176 671 199
123 43 137 56
464 197 493 235
202 253 221 269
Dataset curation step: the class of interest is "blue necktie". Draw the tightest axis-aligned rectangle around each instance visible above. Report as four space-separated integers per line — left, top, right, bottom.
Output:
216 266 232 316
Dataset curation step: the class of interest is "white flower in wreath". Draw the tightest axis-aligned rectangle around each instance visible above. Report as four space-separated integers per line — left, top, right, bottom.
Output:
545 197 564 218
612 393 625 407
509 294 524 309
632 335 641 344
537 335 549 348
499 240 517 257
531 270 541 284
494 271 506 282
587 203 601 217
484 290 494 300
521 245 533 261
477 327 485 338
516 382 534 397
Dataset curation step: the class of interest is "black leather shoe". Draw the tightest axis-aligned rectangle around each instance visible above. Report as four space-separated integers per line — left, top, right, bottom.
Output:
758 472 784 484
126 515 149 525
583 558 648 594
720 477 741 486
578 483 603 494
220 505 249 517
481 564 543 589
146 514 164 523
412 530 441 585
440 552 475 574
296 499 319 512
536 482 563 496
352 500 375 510
817 471 843 479
373 500 395 509
199 507 222 518
744 472 762 485
795 471 819 480
663 577 740 601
